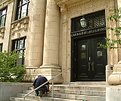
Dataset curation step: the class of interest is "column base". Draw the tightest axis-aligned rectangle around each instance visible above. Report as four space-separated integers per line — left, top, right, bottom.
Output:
40 65 63 83
108 63 121 85
24 66 41 82
23 65 63 83
108 72 121 85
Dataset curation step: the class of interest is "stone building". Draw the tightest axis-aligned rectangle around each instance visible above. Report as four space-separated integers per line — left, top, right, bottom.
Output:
0 0 121 84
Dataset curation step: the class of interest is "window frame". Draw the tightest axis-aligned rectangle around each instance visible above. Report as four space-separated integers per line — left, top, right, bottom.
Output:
0 43 3 52
15 0 30 20
12 37 26 65
0 7 7 27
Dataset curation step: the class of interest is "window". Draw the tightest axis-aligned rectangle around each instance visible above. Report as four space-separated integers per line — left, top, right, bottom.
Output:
16 0 30 20
0 43 3 52
0 7 7 27
12 37 26 65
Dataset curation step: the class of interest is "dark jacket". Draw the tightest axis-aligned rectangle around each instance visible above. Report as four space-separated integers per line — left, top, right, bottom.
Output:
33 76 49 91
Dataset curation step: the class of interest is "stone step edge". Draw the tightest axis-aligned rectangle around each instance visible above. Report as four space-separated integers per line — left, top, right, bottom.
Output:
42 96 105 101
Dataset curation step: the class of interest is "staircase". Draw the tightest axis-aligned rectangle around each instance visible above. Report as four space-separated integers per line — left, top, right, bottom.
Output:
10 82 106 101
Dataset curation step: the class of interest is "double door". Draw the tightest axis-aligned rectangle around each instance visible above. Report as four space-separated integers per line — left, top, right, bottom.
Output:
76 36 107 81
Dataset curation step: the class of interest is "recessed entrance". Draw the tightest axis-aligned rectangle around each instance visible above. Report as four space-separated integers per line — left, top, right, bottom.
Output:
71 10 107 81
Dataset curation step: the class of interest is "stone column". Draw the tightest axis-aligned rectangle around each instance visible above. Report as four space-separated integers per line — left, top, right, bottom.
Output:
106 0 121 85
40 0 63 83
25 0 46 81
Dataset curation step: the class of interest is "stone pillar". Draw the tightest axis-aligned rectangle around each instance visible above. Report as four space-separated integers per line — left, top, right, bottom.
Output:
25 0 46 81
40 0 63 83
60 5 70 83
107 0 121 85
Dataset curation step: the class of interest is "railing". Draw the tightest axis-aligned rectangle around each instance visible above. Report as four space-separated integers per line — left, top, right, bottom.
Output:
23 68 70 100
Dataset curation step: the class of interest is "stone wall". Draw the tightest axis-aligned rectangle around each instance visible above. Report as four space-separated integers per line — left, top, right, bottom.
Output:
106 86 121 101
0 82 32 101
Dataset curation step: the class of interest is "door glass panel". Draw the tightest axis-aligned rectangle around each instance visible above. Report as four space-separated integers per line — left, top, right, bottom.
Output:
81 45 86 50
97 51 102 57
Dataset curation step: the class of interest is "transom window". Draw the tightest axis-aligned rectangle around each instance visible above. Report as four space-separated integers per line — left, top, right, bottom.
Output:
12 37 26 65
0 7 7 27
15 0 30 20
71 10 106 32
0 43 3 52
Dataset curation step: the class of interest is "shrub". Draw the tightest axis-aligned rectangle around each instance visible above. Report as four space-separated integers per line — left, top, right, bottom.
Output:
0 51 26 82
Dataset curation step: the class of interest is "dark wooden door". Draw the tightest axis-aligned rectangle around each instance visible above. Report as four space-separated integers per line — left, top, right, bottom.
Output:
76 36 107 81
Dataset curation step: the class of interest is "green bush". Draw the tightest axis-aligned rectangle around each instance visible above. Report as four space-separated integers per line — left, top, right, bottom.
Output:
0 51 26 82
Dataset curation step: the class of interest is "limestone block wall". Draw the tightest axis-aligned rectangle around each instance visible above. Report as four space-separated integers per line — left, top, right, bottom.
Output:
0 82 31 101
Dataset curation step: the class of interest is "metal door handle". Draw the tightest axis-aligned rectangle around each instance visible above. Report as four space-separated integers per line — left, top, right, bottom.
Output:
88 62 91 71
92 62 94 71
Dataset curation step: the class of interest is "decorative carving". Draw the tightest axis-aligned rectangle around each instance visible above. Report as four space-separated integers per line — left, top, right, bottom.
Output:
60 4 67 14
0 0 13 9
11 17 29 36
0 26 5 38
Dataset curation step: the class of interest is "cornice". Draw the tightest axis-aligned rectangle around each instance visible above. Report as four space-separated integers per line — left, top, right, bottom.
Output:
0 0 13 9
54 0 68 6
55 0 90 7
55 0 91 13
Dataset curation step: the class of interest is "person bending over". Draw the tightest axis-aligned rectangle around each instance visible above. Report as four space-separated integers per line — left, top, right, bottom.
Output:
33 75 49 97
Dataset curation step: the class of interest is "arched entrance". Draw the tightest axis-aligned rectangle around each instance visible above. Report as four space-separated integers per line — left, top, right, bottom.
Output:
71 10 107 81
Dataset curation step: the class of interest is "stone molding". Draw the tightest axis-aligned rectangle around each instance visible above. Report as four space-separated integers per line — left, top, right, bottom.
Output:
55 0 90 8
0 0 13 9
11 16 29 36
0 26 5 38
55 0 91 15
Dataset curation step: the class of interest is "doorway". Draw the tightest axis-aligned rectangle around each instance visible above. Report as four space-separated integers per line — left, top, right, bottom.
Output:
74 35 107 81
71 10 107 81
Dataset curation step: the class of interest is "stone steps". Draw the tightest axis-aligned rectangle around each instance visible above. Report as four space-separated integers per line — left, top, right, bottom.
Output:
10 82 106 101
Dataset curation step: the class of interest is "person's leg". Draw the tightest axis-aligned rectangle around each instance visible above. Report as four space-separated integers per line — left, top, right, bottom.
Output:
35 90 39 96
38 88 44 97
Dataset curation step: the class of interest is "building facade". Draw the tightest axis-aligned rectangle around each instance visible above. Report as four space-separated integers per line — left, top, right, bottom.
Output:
0 0 121 83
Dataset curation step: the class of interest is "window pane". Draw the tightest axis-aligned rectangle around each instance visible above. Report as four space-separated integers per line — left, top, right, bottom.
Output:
0 43 3 52
2 9 7 15
0 8 7 27
22 0 28 4
19 39 24 49
21 5 27 18
1 16 5 26
17 7 21 19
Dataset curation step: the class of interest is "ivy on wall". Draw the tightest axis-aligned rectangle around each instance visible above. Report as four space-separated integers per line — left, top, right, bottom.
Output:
101 8 121 49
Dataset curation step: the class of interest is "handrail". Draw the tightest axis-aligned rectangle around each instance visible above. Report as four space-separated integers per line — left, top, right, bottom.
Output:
23 68 70 100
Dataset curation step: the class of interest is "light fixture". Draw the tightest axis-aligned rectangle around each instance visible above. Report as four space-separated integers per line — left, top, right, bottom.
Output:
80 17 87 28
